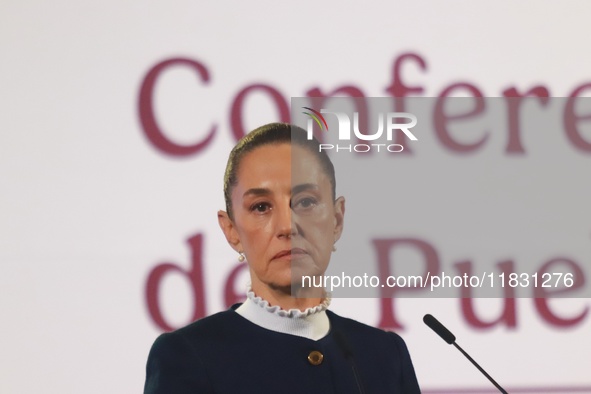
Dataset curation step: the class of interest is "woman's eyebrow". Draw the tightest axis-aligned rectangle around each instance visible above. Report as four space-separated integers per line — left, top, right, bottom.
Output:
242 188 271 198
292 183 318 194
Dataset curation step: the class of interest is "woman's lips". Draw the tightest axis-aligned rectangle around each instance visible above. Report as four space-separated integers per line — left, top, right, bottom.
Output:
272 248 308 260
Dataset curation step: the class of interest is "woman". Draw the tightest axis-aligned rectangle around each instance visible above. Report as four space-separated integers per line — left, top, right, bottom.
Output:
144 123 421 393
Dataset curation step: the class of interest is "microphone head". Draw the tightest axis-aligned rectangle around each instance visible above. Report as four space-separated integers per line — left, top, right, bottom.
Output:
423 314 456 344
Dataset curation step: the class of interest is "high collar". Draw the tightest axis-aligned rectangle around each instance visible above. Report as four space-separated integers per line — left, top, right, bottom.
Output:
235 287 331 341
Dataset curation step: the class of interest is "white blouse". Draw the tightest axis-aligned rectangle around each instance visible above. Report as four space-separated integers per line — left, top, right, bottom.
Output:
235 287 331 341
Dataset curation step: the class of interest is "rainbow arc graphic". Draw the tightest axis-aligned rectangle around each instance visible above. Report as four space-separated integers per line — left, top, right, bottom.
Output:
302 107 329 131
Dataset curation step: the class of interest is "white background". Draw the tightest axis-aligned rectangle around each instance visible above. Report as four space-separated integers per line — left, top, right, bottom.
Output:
1 1 591 393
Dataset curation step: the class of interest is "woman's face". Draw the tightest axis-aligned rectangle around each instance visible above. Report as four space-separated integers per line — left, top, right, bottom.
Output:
218 143 345 295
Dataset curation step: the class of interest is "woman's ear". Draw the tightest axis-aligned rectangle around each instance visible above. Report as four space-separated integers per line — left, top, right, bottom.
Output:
333 196 346 243
217 210 243 252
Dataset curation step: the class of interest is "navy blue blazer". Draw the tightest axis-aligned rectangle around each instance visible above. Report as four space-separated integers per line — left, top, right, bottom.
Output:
145 305 420 393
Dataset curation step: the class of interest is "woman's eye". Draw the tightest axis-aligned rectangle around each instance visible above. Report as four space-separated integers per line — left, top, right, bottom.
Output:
250 202 271 213
293 197 317 210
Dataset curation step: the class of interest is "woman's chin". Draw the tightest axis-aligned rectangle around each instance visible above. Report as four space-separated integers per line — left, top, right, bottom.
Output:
257 260 326 297
262 273 321 295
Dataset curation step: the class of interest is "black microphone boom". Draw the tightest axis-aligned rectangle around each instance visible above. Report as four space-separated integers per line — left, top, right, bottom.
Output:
423 314 508 394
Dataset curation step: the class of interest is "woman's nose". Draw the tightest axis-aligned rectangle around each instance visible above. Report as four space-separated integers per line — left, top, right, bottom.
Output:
276 202 297 238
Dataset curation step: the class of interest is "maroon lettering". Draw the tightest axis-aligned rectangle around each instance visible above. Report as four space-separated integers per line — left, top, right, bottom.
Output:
564 83 591 152
502 86 550 154
230 84 290 142
384 52 427 154
138 58 216 156
534 258 588 327
456 260 517 329
434 83 487 153
373 238 439 330
145 234 207 331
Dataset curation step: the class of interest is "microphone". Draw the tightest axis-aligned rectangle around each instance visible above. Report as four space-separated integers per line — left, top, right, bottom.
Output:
423 314 508 394
333 330 366 394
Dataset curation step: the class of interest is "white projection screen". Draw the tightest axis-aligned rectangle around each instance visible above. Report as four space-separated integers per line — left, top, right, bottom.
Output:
1 1 590 393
